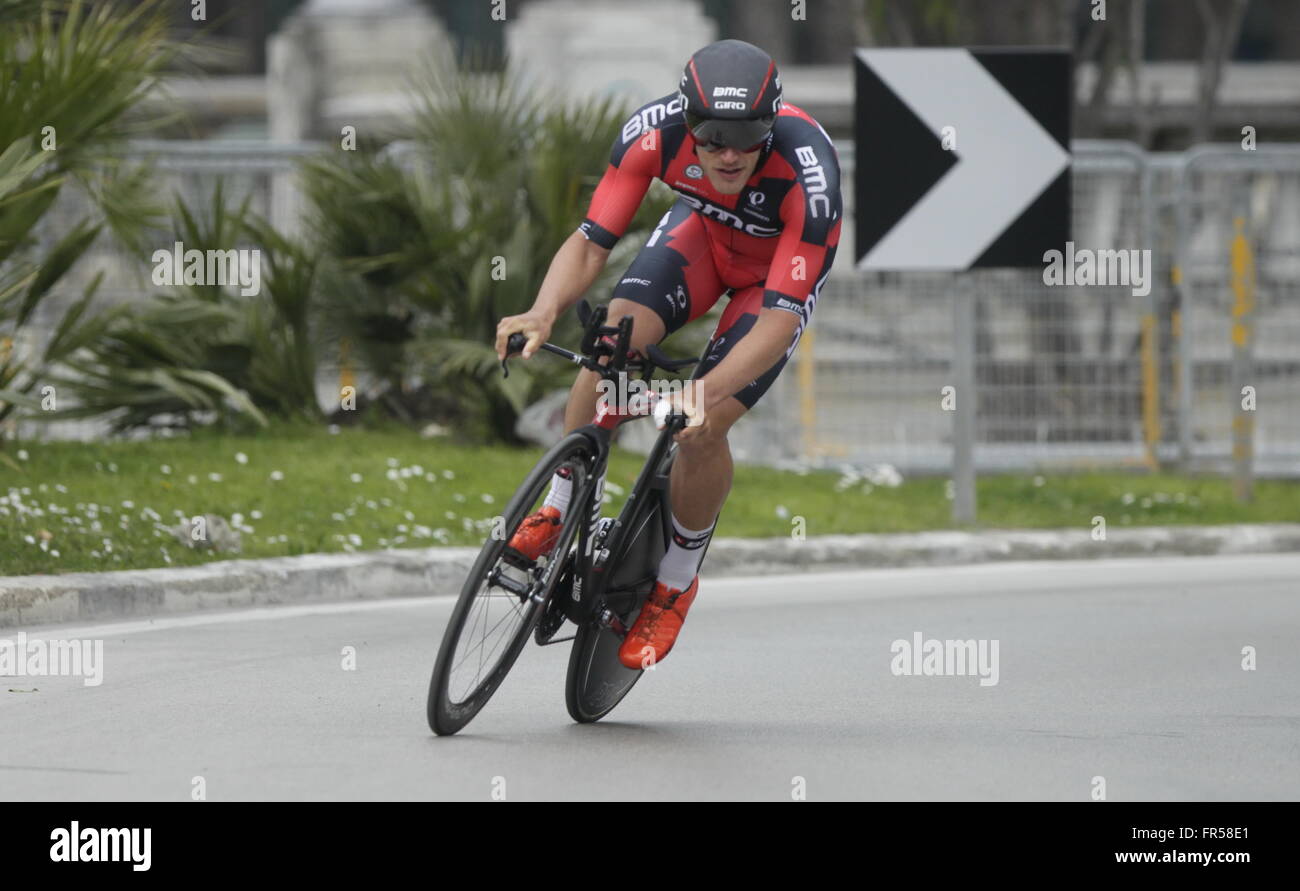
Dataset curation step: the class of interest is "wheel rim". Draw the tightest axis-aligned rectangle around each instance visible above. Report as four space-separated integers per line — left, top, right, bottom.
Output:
443 457 584 708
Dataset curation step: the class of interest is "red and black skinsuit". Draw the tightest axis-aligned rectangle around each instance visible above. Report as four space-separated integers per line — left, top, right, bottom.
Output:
579 93 842 408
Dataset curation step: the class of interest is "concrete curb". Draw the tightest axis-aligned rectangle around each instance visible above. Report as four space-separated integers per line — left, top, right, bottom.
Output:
2 524 1298 629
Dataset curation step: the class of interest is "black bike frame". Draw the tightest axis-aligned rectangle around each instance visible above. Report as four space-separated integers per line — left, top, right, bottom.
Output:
564 415 682 634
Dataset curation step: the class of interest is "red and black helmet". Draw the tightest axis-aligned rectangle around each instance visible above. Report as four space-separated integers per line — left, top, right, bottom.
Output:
678 39 782 152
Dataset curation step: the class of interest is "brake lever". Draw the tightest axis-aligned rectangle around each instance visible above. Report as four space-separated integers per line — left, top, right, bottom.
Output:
501 333 527 378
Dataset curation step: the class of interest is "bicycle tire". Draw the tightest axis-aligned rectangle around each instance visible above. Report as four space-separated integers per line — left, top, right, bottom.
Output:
564 454 673 724
427 432 596 735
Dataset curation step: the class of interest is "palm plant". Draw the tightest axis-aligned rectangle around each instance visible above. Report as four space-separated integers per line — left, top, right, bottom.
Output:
303 57 673 441
0 0 177 442
50 183 323 431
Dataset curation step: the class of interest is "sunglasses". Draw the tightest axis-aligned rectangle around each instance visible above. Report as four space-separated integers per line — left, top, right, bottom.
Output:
685 110 775 154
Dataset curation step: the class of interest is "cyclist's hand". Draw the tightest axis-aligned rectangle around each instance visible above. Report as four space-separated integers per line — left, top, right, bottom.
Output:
654 390 707 443
495 311 552 360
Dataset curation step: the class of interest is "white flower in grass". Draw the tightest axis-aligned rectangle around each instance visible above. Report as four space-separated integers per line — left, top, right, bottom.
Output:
381 498 392 507
328 424 340 435
1121 492 1135 505
270 470 284 481
188 475 198 484
424 473 435 482
386 469 399 481
403 510 415 521
387 457 399 468
453 493 466 503
122 500 134 509
442 470 455 480
235 452 249 465
332 512 345 522
208 472 222 483
347 533 362 547
774 505 790 519
160 464 172 475
250 510 262 520
412 465 424 476
350 473 363 483
444 511 456 520
17 449 29 461
108 462 118 473
55 484 67 493
24 534 35 545
1033 475 1045 487
91 550 101 558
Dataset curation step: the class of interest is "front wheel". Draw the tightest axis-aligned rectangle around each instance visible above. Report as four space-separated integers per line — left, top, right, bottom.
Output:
564 457 671 724
427 432 595 736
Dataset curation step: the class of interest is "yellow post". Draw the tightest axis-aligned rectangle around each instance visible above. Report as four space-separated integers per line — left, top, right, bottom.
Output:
1140 313 1160 470
339 337 355 396
798 327 817 458
1229 217 1256 503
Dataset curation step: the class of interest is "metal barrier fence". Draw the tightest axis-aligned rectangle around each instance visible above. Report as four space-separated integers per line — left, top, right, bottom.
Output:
8 138 1300 479
733 140 1300 478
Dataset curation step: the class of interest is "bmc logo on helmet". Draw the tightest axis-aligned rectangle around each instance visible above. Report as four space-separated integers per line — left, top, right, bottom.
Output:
713 86 748 98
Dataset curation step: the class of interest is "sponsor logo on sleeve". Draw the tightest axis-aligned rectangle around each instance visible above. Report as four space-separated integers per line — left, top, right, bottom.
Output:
794 145 831 219
622 96 685 144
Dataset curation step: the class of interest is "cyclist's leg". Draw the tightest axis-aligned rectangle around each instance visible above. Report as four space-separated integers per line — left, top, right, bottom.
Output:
562 197 726 434
664 282 811 569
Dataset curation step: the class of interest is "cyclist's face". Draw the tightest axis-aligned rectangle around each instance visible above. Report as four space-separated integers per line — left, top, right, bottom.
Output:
695 144 761 195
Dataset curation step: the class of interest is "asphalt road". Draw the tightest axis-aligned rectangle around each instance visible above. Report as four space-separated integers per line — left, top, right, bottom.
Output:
2 554 1297 801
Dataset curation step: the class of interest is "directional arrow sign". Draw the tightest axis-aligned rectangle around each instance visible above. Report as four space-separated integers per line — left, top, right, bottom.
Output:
854 48 1071 270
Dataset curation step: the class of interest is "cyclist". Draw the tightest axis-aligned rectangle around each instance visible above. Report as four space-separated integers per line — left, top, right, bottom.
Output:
495 39 842 670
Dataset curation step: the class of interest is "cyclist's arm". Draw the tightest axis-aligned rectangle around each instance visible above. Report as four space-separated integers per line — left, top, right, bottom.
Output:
695 164 841 409
694 308 801 411
529 231 612 328
501 123 659 358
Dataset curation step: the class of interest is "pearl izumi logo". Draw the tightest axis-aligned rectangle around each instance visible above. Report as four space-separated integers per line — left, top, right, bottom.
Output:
151 241 261 296
890 632 999 686
0 632 104 686
685 164 704 179
1042 242 1152 297
50 822 151 871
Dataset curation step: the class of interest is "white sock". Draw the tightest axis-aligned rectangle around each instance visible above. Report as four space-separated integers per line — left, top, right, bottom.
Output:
656 513 714 591
542 470 573 517
542 467 605 519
